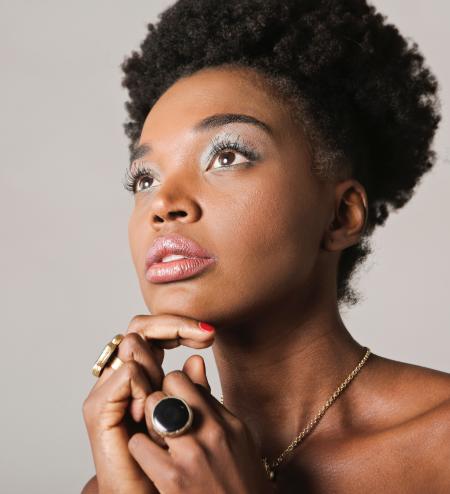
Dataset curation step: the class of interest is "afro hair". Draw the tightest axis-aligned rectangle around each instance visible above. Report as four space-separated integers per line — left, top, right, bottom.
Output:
120 0 441 307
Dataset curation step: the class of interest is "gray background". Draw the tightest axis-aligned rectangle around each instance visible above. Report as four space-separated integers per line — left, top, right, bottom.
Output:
1 1 448 493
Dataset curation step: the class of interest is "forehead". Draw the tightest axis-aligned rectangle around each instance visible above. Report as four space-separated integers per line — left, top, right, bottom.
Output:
138 67 292 144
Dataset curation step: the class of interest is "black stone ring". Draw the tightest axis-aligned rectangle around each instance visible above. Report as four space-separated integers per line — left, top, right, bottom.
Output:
151 396 194 438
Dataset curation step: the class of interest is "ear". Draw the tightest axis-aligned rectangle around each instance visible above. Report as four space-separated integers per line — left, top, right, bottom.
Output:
322 179 368 252
182 354 211 392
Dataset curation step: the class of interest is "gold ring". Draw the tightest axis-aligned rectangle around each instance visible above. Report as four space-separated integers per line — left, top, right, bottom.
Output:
92 334 125 378
109 355 125 371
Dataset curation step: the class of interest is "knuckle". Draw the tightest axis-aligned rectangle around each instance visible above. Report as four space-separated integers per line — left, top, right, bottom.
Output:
82 397 92 417
229 415 246 434
165 467 184 489
120 332 142 355
82 396 98 425
126 331 143 345
181 440 204 465
206 423 227 446
123 360 142 378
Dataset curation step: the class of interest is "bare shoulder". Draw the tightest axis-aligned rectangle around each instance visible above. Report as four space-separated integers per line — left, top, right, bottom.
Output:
311 354 450 492
367 352 450 413
81 475 98 494
363 353 450 473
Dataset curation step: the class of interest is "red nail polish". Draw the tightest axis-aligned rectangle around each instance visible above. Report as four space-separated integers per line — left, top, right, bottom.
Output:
198 321 215 332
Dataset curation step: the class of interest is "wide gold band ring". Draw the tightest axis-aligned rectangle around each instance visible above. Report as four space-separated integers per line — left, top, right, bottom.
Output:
92 334 125 378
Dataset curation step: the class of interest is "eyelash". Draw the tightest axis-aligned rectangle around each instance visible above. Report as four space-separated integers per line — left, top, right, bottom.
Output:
122 163 155 194
122 134 260 194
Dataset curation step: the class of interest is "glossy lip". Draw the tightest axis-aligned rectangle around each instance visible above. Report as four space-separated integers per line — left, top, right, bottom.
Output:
145 257 216 283
145 233 216 267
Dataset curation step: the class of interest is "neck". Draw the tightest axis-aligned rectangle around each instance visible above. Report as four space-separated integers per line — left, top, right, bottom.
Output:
212 286 367 464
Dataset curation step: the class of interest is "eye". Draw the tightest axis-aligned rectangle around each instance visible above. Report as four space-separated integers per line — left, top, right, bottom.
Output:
123 135 261 195
210 149 251 169
207 134 260 170
122 163 160 195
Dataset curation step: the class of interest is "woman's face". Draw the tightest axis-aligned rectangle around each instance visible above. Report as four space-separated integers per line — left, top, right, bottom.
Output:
128 67 335 326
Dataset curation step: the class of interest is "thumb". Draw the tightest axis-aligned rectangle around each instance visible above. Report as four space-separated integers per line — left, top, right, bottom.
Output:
183 354 211 393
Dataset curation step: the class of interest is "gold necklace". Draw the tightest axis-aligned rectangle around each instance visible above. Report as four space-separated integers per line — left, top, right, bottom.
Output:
220 346 371 481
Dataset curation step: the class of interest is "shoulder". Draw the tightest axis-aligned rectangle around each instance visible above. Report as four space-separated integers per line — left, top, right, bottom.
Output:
392 357 450 469
359 353 450 430
325 354 450 490
270 352 450 492
81 475 98 494
358 353 450 485
367 353 450 412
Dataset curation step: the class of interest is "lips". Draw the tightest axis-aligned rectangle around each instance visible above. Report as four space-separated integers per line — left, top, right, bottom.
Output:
145 233 216 269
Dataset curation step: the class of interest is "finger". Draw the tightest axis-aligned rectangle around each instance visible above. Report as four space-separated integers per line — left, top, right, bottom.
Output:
153 337 215 350
182 355 211 393
144 387 207 467
141 390 171 448
128 433 174 493
144 371 224 454
180 356 234 423
126 314 215 350
160 370 243 442
161 371 217 425
115 333 165 390
85 361 151 427
91 332 164 393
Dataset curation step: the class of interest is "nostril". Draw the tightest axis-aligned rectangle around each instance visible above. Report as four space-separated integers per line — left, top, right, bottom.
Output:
168 210 188 218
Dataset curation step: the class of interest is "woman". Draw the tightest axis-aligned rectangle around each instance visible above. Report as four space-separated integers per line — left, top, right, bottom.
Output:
82 0 450 492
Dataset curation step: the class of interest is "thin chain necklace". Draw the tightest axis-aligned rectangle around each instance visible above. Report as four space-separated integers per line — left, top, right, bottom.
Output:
219 346 371 482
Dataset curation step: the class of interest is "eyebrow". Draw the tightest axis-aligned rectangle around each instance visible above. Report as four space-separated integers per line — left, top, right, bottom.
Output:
129 113 273 165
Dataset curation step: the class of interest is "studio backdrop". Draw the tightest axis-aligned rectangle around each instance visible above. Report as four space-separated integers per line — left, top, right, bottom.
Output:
0 1 449 493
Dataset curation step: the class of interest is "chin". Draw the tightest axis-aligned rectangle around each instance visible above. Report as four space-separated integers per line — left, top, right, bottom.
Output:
143 289 217 319
144 297 248 330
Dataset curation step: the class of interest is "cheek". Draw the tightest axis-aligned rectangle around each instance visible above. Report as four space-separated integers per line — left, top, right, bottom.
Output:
208 169 322 309
128 209 146 271
124 162 325 322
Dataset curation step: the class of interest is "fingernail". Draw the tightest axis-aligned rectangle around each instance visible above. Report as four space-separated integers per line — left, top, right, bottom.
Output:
198 321 215 332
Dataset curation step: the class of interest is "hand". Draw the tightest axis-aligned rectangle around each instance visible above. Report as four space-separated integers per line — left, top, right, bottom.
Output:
82 315 216 494
127 355 278 494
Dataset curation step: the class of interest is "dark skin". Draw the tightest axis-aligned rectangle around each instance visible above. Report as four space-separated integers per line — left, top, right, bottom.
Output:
83 66 450 493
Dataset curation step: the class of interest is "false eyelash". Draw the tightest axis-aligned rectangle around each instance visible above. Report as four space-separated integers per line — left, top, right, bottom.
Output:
122 134 260 194
122 162 156 194
207 133 260 165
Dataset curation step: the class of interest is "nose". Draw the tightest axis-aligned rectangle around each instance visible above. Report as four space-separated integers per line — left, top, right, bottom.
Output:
148 178 202 229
